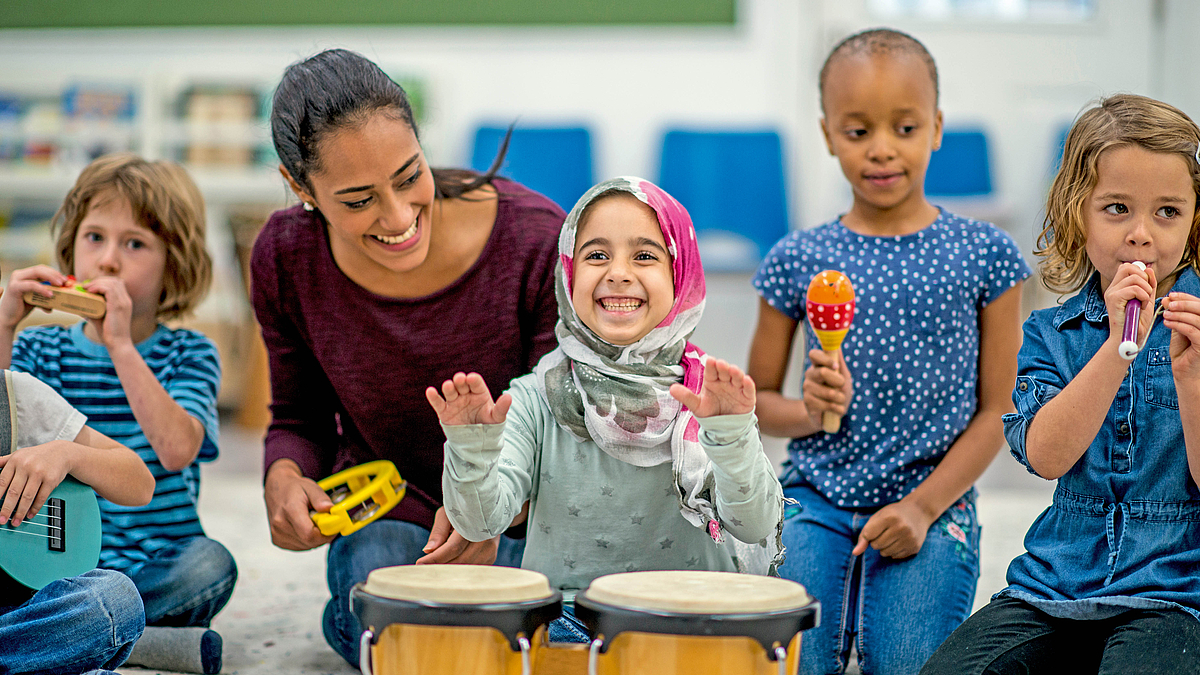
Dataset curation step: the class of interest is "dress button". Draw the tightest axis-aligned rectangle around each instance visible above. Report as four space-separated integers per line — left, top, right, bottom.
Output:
1018 381 1028 392
1118 422 1130 435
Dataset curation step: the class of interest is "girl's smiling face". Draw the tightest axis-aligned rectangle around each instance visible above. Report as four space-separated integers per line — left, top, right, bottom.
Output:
1084 144 1197 295
571 194 675 346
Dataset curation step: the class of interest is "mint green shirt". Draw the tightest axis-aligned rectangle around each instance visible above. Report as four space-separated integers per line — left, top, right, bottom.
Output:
442 373 783 600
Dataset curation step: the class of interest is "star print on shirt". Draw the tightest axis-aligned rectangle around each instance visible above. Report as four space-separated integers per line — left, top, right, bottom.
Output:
538 522 551 534
574 448 587 463
596 538 610 548
659 538 674 549
738 485 752 495
686 557 699 567
567 505 581 517
462 461 478 472
630 515 644 525
564 556 576 569
542 471 554 483
600 485 614 496
729 516 743 528
625 564 637 572
449 507 464 519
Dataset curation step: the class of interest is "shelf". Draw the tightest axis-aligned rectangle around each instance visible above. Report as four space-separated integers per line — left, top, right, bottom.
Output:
0 164 290 205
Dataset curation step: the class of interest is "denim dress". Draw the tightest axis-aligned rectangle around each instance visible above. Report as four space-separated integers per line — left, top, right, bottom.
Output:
1001 268 1200 621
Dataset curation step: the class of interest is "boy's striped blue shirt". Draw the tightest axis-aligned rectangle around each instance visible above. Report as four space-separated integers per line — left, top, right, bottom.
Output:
11 323 220 574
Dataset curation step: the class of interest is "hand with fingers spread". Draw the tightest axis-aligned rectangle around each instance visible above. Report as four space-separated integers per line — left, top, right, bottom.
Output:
852 497 935 560
669 358 756 418
0 441 73 528
425 372 513 426
802 349 853 429
264 459 337 551
1166 292 1200 382
1104 262 1158 350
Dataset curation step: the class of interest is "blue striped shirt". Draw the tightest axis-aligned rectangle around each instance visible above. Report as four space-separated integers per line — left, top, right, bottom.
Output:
11 323 220 573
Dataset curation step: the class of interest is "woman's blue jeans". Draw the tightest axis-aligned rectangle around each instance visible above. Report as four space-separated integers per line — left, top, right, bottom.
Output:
779 483 980 675
323 518 526 667
0 569 145 674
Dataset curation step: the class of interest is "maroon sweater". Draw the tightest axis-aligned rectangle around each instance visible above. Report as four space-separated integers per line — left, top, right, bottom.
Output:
251 179 564 529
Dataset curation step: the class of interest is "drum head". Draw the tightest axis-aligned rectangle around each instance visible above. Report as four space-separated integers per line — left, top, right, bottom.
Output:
585 570 812 614
364 564 554 604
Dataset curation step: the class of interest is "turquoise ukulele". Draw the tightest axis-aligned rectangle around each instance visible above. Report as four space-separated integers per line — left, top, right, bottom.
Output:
0 369 102 590
0 477 102 589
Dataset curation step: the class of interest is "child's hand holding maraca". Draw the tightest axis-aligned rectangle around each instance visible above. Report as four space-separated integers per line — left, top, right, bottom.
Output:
806 270 856 433
0 265 71 333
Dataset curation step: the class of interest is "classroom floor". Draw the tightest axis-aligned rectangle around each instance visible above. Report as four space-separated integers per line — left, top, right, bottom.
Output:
118 273 1058 675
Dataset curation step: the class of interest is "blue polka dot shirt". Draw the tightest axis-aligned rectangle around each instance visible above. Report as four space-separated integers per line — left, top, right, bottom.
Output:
753 208 1032 509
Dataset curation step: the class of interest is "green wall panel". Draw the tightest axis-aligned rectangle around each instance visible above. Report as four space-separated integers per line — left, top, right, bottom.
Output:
0 0 736 28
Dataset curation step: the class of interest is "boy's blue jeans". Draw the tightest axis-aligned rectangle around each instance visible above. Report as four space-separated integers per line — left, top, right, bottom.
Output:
125 535 238 627
323 518 526 667
779 483 980 675
0 569 145 674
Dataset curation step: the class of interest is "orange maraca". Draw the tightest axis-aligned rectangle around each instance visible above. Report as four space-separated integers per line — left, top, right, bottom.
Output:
806 270 856 433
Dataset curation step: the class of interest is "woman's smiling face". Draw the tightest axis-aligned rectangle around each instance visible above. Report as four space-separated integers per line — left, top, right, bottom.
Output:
571 194 675 346
301 111 438 278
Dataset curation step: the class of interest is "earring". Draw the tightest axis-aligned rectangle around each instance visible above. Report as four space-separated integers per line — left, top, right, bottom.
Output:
302 202 314 212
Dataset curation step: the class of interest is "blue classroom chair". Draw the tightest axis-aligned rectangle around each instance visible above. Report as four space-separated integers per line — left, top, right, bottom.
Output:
657 129 790 272
470 125 594 212
925 129 993 197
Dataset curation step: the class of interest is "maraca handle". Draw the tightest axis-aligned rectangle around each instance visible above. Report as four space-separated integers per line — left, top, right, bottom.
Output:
822 410 842 434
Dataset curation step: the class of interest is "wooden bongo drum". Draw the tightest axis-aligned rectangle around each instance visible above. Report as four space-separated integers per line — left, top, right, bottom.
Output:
352 564 562 675
573 571 819 675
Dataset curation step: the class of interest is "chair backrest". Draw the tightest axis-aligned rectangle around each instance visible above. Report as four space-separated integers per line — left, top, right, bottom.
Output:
925 129 992 197
470 125 594 212
657 129 789 271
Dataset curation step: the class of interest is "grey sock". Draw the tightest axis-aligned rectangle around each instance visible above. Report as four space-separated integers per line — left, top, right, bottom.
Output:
124 626 223 674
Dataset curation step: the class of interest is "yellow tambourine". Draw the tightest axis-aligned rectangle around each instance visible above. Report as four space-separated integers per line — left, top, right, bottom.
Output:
310 460 406 536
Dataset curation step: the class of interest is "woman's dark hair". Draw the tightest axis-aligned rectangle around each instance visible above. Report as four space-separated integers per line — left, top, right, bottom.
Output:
271 48 508 199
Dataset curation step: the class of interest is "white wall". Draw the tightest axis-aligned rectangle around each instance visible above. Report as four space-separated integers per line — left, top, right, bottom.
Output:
0 0 1178 278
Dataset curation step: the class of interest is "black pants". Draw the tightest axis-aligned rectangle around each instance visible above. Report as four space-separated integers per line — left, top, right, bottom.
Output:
920 595 1200 675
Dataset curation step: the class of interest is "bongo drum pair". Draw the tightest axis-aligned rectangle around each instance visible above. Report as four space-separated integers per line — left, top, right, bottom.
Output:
352 566 819 675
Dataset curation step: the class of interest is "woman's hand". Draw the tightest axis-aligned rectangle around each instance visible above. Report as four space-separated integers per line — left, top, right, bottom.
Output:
82 277 135 349
425 372 512 426
1103 262 1157 347
264 459 336 551
415 506 501 565
670 358 756 417
0 441 73 527
0 265 67 332
1166 292 1200 383
802 349 853 428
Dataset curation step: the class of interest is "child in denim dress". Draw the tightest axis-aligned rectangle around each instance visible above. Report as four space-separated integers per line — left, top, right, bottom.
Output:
922 94 1200 675
748 29 1031 675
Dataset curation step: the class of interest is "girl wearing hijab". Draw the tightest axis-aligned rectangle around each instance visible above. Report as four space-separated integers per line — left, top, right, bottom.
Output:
427 176 786 641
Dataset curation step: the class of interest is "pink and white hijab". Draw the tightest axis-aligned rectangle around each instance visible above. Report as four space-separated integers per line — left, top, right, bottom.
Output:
533 176 782 574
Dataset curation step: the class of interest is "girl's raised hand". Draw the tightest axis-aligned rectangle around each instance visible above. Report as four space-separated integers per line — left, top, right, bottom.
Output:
670 358 756 418
1165 292 1200 382
426 372 512 426
0 265 68 332
1104 262 1157 347
802 349 853 426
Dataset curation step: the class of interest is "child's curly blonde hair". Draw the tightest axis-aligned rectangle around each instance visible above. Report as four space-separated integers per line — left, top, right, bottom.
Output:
52 153 212 321
1037 93 1200 294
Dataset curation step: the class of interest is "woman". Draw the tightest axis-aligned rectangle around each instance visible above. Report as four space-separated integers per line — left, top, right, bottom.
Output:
252 49 563 665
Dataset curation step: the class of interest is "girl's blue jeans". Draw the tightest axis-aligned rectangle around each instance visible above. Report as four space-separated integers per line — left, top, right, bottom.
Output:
0 569 145 674
323 518 526 667
779 483 980 675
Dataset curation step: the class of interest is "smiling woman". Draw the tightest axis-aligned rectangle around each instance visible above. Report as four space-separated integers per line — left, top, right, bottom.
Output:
251 49 565 668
